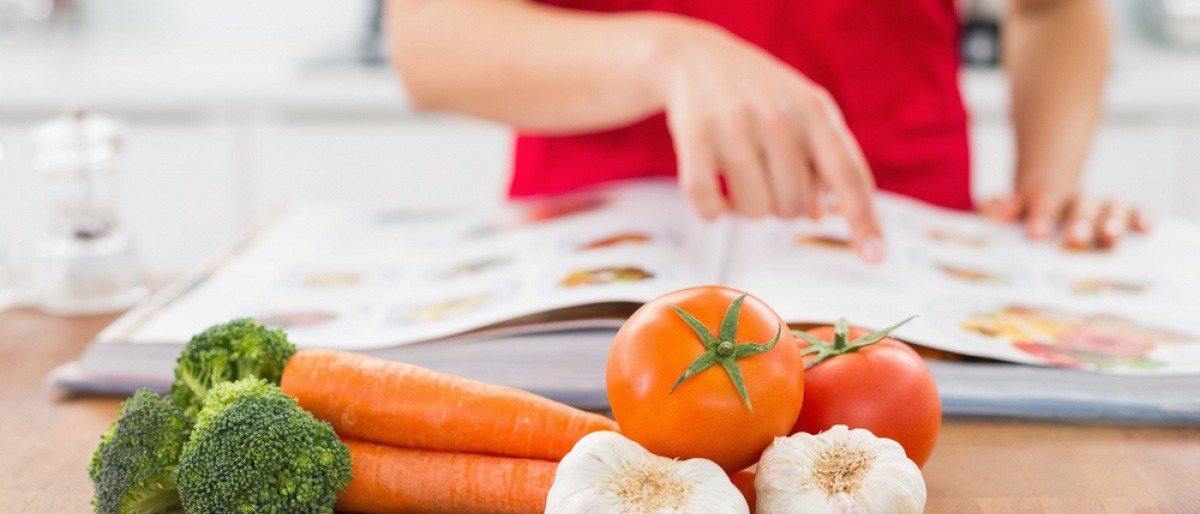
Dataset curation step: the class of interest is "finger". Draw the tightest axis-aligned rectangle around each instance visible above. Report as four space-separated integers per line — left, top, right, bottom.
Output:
1096 199 1129 249
797 158 823 220
980 196 1021 222
715 112 773 219
669 113 727 220
803 173 822 220
755 105 810 219
1132 208 1153 233
1023 191 1069 241
804 91 883 263
1064 196 1101 249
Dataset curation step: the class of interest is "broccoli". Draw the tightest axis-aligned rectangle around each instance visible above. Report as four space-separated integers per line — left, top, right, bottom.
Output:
176 378 353 514
89 389 189 514
87 422 116 486
170 318 296 419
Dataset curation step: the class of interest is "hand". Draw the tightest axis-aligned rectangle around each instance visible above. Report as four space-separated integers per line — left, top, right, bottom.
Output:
651 20 884 263
981 192 1151 249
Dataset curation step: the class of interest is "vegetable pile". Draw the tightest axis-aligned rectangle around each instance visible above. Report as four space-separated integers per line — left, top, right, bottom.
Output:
90 285 940 514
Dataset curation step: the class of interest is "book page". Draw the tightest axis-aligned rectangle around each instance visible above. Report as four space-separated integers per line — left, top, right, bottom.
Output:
113 180 728 350
725 193 1200 375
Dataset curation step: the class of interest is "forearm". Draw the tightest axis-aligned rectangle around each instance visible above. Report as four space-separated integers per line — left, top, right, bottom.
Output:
386 0 700 134
1004 0 1110 193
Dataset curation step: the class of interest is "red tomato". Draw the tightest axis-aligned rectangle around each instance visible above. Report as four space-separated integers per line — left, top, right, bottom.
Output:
607 286 803 473
792 323 942 467
728 470 758 514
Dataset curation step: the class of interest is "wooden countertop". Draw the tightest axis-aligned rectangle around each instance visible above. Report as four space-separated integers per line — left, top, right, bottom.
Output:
3 307 1199 513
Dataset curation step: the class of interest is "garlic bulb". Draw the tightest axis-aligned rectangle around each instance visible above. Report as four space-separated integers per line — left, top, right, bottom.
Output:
545 431 750 514
755 425 926 514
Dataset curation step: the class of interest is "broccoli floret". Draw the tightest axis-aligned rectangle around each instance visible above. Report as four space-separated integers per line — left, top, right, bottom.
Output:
89 389 189 514
88 421 116 485
170 318 296 419
176 378 352 514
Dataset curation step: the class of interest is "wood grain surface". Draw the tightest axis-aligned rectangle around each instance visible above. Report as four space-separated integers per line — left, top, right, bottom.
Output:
2 307 1198 514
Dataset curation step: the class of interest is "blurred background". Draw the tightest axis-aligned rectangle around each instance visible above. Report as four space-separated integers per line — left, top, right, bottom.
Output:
0 0 1197 284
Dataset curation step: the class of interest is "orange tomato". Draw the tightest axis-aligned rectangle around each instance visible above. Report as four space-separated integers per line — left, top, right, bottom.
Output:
792 322 942 467
606 286 803 473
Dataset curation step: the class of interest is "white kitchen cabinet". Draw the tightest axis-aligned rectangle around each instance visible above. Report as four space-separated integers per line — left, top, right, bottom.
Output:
119 115 243 276
248 112 511 220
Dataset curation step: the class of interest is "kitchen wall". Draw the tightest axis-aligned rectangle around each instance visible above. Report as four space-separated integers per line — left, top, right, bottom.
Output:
1 0 1198 281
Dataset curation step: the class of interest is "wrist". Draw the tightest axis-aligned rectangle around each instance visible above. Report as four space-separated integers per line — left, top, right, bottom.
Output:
619 13 727 110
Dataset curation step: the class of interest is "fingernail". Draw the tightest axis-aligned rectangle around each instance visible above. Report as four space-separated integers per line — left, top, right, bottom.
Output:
859 236 885 263
1103 217 1123 236
1135 211 1154 232
1070 219 1092 243
1030 218 1053 239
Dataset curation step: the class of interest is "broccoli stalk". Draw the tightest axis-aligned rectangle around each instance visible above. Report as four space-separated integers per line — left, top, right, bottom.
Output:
176 378 353 514
89 389 189 514
170 318 296 419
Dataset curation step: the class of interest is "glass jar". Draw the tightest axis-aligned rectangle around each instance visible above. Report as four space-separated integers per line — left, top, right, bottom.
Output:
31 109 147 314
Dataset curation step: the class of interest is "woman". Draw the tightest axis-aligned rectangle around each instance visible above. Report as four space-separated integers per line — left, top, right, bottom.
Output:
384 0 1147 262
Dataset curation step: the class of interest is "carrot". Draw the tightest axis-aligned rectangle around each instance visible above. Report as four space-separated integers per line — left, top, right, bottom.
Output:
337 439 557 514
280 349 618 461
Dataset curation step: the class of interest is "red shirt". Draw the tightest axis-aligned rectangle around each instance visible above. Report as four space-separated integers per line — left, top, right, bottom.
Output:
511 0 971 211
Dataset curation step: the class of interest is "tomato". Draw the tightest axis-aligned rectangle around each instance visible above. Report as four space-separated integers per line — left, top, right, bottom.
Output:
606 286 803 473
791 320 942 467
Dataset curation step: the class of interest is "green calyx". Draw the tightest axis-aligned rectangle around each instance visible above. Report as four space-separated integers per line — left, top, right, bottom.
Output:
792 316 917 370
669 293 781 413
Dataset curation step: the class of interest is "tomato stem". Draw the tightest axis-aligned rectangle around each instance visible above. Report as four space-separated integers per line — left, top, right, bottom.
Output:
717 341 735 357
832 318 850 351
668 293 781 412
792 316 917 370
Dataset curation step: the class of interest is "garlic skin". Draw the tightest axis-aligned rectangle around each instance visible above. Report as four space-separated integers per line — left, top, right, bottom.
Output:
755 425 926 514
546 431 750 514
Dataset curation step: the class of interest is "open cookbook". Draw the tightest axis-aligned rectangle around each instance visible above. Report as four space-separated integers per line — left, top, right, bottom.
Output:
78 179 1200 377
49 178 1200 420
